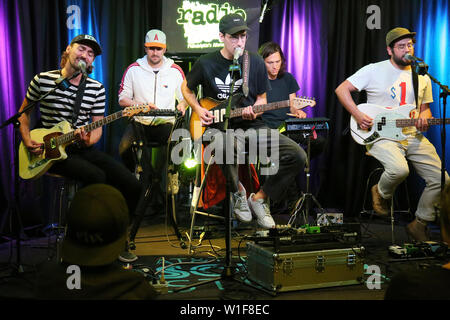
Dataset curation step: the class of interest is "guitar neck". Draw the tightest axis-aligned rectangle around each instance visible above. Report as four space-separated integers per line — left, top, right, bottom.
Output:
57 110 124 145
396 118 450 128
229 100 290 118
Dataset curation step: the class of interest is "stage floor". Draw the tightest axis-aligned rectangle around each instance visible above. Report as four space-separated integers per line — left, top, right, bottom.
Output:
0 211 444 301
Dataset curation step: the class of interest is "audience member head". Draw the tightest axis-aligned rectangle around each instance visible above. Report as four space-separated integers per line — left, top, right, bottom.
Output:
61 184 129 267
440 182 450 244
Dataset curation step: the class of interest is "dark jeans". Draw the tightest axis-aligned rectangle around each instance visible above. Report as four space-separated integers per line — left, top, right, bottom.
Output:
119 122 172 175
205 127 306 202
119 122 173 208
49 145 142 217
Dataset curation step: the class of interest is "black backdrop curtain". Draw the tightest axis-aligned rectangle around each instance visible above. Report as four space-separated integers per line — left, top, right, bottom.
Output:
1 0 447 231
95 0 163 153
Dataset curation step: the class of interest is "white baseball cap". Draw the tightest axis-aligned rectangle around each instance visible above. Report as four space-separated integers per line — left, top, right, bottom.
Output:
145 29 166 48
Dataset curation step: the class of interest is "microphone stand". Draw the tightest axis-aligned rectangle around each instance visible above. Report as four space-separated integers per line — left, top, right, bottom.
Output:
0 71 80 276
1 71 81 129
220 58 240 279
174 54 269 296
413 61 449 191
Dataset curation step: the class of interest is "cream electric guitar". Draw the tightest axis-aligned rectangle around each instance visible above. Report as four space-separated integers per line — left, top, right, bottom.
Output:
18 104 161 180
189 93 316 140
350 103 449 145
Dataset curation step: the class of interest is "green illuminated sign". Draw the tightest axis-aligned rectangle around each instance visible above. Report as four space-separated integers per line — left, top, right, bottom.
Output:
176 1 247 50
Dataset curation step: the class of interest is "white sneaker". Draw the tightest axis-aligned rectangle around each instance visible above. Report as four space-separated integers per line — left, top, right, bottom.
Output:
233 191 252 223
248 193 275 229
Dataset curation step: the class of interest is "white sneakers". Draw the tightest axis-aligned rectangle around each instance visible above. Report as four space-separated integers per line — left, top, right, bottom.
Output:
233 190 252 223
233 191 275 229
247 193 276 229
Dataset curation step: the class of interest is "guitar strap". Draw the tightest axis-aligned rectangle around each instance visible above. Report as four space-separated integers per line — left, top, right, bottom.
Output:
71 75 87 127
412 67 419 111
242 50 250 98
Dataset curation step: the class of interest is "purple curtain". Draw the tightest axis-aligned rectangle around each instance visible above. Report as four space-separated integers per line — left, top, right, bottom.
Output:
0 0 27 209
263 0 327 118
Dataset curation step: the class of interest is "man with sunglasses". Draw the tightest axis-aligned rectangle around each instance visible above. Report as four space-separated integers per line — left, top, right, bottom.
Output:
335 27 449 241
182 14 306 229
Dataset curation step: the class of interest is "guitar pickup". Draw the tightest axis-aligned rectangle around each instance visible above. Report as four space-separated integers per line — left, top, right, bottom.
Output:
364 131 379 143
29 158 49 170
212 108 227 124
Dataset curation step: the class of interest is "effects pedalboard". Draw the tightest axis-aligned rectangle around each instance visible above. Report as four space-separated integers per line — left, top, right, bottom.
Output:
246 223 362 253
388 241 449 260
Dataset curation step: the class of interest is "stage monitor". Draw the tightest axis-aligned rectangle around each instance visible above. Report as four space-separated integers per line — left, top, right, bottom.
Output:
162 0 261 54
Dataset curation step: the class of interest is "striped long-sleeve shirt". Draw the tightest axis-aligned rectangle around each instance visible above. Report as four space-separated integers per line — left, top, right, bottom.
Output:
26 70 106 128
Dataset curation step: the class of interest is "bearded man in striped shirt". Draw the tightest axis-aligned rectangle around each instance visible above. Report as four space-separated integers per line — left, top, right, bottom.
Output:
18 35 142 262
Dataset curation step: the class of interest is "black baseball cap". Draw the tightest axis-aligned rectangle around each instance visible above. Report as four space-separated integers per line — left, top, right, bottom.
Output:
61 184 129 266
70 34 102 56
219 13 249 35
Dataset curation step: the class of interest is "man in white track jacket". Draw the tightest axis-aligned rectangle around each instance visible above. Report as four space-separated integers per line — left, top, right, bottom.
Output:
118 29 187 175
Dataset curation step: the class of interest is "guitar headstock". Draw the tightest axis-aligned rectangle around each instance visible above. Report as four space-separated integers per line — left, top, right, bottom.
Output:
123 103 156 117
292 96 316 109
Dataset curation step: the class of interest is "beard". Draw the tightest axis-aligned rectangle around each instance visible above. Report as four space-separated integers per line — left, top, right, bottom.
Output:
149 55 162 66
393 53 411 67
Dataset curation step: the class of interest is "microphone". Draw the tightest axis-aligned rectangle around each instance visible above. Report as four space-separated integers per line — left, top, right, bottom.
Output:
54 61 87 90
78 60 87 77
404 54 428 75
233 47 243 64
404 54 422 62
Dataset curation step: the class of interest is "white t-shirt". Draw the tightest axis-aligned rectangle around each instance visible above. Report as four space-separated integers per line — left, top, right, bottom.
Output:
347 60 433 109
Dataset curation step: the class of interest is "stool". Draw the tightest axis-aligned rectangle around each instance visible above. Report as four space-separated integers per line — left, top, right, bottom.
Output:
43 173 78 261
187 149 260 254
129 138 183 249
361 154 412 244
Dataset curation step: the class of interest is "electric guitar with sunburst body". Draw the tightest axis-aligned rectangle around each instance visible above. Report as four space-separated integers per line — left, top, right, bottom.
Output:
189 93 316 140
